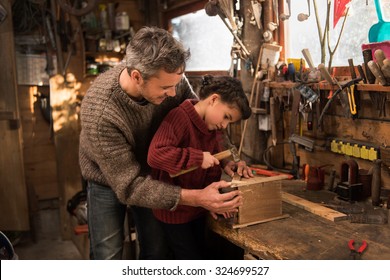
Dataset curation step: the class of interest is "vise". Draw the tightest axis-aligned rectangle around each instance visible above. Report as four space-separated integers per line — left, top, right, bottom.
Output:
335 159 363 202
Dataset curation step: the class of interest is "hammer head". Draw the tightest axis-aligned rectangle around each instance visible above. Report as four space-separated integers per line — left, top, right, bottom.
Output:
222 130 240 162
230 146 240 162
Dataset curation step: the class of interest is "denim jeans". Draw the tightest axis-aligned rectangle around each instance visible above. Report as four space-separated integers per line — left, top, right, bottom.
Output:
87 181 170 259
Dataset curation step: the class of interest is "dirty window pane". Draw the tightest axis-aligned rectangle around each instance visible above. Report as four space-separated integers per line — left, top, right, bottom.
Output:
285 1 384 66
171 9 233 71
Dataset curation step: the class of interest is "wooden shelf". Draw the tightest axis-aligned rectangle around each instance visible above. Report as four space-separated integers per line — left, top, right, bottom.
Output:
267 81 390 93
85 51 124 58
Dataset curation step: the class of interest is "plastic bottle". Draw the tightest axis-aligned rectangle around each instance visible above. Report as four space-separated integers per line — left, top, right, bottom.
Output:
115 12 129 31
99 4 108 30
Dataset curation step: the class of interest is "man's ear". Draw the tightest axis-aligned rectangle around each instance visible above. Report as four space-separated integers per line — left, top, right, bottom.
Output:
130 70 143 83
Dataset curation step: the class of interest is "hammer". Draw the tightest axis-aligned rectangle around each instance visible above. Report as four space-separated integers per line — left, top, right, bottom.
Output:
169 146 240 178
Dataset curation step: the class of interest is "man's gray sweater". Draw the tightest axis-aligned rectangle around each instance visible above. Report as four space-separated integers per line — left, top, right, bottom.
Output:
79 63 195 210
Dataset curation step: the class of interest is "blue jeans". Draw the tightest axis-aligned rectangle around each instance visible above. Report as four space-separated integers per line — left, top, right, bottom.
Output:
87 181 170 259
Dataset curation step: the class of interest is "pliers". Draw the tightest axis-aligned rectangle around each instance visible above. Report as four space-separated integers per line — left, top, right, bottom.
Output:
348 240 367 259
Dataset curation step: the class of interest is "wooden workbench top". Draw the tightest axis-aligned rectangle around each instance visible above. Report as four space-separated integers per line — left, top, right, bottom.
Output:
208 180 390 260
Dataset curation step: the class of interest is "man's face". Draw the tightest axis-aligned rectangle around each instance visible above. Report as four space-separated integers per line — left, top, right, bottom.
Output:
139 69 183 105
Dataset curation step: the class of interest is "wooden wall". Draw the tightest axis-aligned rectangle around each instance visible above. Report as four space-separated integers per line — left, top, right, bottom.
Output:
18 86 59 201
0 0 29 231
277 85 390 192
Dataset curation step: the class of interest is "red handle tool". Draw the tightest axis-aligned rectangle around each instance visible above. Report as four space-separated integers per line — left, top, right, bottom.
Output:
348 240 367 259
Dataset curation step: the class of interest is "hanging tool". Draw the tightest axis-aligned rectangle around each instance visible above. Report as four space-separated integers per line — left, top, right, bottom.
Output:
205 0 249 58
280 0 291 21
382 59 390 81
297 0 310 21
318 63 360 118
348 240 367 260
289 89 301 135
317 77 362 127
374 49 386 68
318 63 336 99
250 0 262 29
347 84 358 118
368 60 388 86
362 49 376 84
216 1 250 58
348 58 357 79
270 96 277 146
239 46 264 155
272 0 279 26
302 48 315 70
357 65 367 84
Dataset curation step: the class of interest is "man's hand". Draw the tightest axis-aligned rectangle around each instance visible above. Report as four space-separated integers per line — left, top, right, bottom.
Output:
180 180 242 214
223 160 254 178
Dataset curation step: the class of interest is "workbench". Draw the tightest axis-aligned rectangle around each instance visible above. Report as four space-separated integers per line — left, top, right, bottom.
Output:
209 180 390 260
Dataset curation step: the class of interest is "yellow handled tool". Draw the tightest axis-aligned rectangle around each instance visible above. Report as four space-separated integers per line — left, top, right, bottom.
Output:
347 84 357 115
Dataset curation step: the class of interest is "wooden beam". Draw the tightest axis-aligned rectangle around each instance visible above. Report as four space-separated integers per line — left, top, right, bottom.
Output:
232 174 290 186
282 192 348 222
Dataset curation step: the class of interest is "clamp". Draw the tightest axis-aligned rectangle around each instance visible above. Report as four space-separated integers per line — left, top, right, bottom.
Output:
348 239 367 259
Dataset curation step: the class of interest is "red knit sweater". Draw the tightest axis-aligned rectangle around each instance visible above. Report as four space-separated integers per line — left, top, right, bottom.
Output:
148 99 223 224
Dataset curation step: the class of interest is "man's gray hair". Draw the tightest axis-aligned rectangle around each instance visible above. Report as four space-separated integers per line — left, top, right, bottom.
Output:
126 26 190 80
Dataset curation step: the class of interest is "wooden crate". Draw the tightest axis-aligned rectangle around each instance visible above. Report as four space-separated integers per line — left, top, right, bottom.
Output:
231 175 289 229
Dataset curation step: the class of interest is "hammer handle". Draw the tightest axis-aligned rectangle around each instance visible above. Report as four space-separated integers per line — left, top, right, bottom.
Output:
368 60 388 85
318 63 334 85
169 149 232 178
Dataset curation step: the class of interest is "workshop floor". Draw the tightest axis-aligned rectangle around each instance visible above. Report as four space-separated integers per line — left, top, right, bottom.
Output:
10 200 83 260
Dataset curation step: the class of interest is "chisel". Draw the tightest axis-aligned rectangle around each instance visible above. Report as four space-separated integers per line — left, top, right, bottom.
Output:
348 58 357 79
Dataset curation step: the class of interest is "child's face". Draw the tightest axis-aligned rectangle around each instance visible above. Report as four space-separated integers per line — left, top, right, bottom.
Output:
204 97 242 131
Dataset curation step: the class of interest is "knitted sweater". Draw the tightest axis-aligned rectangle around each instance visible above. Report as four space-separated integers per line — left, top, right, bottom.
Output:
148 100 222 224
79 63 196 210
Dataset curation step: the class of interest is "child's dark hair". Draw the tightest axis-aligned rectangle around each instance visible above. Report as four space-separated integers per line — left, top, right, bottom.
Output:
199 75 251 120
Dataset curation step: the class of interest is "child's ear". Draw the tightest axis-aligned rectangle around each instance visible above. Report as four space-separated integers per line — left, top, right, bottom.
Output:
210 93 220 104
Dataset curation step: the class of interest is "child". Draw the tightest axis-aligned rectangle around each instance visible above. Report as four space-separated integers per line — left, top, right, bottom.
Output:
147 75 252 259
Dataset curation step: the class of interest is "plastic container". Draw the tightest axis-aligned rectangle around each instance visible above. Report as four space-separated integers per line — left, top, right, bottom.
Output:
115 12 129 31
362 41 390 63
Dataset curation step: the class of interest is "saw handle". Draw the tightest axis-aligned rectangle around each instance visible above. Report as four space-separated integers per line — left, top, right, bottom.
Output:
169 149 232 178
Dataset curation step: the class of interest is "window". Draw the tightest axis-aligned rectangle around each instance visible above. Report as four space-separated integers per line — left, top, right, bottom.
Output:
171 9 233 71
285 0 389 67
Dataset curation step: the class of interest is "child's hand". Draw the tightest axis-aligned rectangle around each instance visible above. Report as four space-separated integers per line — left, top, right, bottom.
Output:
209 210 237 220
201 152 220 169
223 160 254 178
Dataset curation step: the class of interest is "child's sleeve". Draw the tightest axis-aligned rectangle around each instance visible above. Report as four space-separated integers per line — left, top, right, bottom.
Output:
147 109 203 175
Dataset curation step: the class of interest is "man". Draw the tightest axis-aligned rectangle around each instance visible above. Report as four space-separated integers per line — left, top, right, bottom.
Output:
79 26 251 260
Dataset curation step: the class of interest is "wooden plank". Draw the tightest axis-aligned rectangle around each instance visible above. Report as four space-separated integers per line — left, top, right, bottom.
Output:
238 180 282 224
232 174 290 186
232 214 290 229
18 85 59 200
0 0 29 231
50 75 83 239
282 192 347 222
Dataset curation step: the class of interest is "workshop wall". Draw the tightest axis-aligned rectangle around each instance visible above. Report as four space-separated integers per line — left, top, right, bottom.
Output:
3 0 390 237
